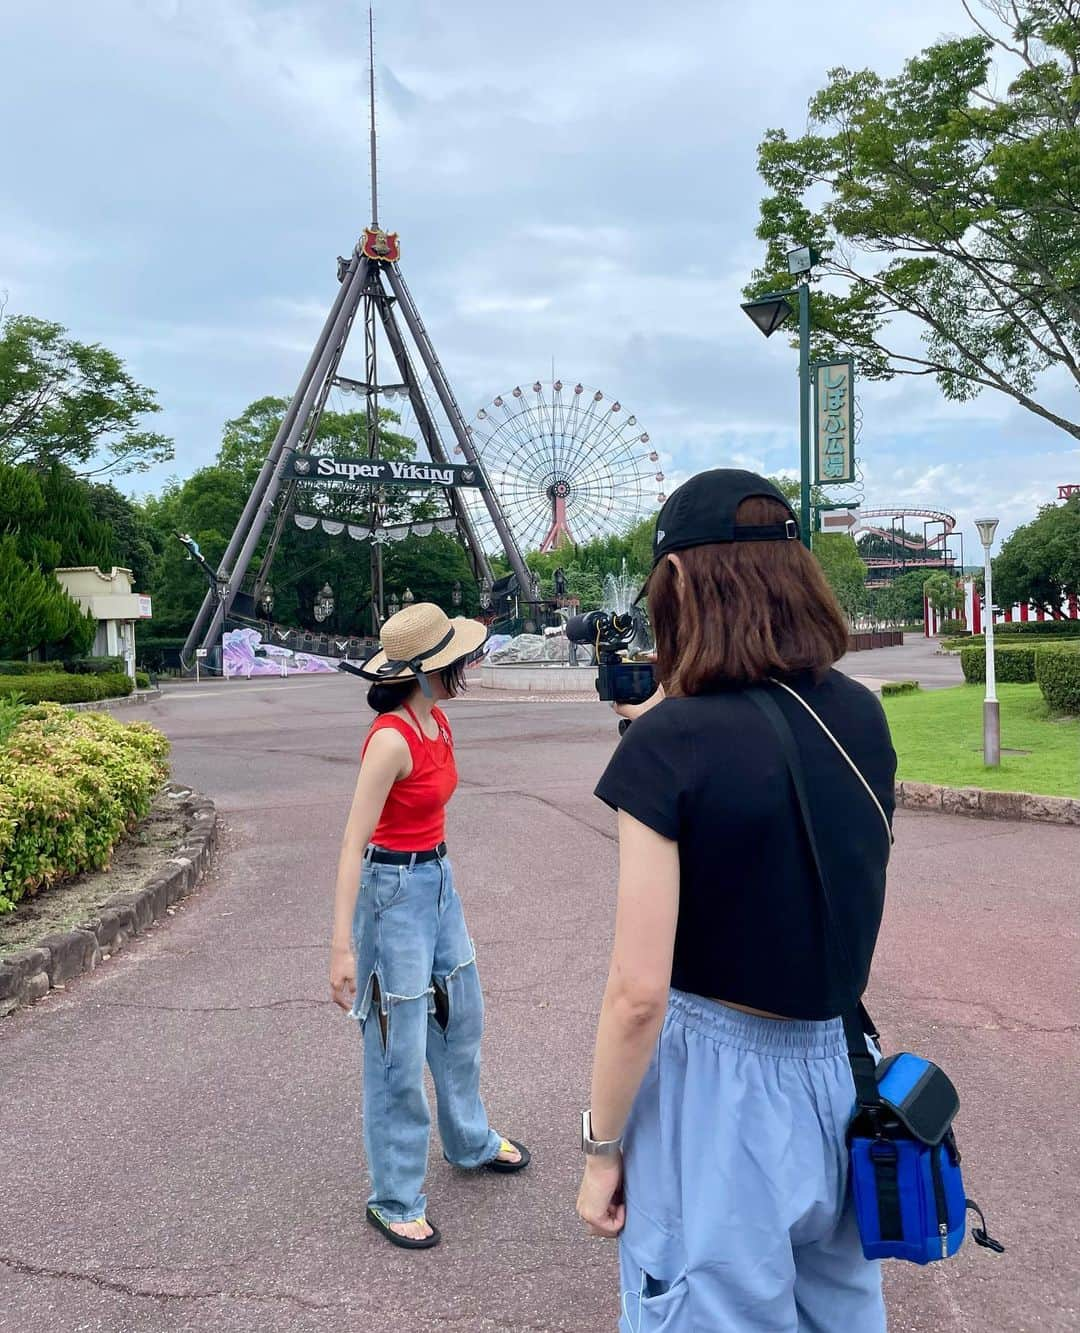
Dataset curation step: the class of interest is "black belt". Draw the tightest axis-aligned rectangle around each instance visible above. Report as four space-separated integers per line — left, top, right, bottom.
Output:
367 841 447 866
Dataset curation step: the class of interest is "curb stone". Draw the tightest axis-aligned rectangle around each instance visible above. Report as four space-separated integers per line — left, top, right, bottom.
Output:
0 783 217 1017
896 781 1080 826
66 687 162 713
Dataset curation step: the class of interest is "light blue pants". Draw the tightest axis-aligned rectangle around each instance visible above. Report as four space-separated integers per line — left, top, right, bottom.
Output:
351 851 503 1223
618 991 886 1332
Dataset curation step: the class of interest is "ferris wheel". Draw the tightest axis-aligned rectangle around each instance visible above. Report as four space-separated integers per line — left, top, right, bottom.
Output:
459 380 665 554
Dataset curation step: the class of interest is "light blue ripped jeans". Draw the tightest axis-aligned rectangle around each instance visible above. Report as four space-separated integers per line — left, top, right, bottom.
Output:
619 991 886 1333
351 849 503 1223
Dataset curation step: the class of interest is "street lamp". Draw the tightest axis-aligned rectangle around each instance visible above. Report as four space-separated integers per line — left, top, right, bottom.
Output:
387 590 401 617
402 587 415 607
259 583 274 622
741 245 818 551
313 582 335 624
479 577 492 612
451 580 462 608
975 519 1000 767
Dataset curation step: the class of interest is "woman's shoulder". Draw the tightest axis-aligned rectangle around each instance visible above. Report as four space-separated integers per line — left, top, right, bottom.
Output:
364 713 420 755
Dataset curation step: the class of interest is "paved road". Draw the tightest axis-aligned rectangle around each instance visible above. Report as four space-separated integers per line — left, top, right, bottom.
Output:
1 672 1075 1332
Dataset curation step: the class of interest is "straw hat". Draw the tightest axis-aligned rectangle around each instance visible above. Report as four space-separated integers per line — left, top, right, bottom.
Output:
360 602 488 695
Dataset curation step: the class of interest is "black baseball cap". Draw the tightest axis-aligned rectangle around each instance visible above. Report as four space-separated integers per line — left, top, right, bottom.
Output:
635 468 799 603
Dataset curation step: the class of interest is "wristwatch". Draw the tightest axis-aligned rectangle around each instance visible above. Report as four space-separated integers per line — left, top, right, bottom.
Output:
581 1110 623 1156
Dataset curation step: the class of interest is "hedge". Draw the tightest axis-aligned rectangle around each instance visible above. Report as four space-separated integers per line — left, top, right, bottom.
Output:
1036 645 1080 716
0 661 58 676
0 704 170 912
881 680 920 696
993 620 1080 639
136 636 186 671
136 671 151 690
937 619 968 637
0 672 133 704
63 656 125 675
960 644 1040 684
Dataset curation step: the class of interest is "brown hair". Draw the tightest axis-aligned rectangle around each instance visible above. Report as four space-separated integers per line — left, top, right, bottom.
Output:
648 495 849 694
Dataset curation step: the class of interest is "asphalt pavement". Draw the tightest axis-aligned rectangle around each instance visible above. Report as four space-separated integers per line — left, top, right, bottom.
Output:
0 661 1075 1332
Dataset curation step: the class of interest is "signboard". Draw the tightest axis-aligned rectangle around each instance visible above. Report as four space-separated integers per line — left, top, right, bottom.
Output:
821 511 857 531
195 648 208 659
289 456 485 489
137 595 153 618
813 358 855 484
1059 484 1080 500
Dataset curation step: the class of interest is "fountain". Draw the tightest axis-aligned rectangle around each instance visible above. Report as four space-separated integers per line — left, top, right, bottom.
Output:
480 557 651 692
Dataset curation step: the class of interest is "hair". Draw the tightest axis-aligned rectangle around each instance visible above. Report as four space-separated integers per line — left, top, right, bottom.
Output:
648 495 850 695
366 656 470 713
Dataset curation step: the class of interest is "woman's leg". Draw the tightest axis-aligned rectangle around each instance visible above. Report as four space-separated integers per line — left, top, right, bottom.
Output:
618 993 885 1333
425 860 503 1167
353 858 442 1224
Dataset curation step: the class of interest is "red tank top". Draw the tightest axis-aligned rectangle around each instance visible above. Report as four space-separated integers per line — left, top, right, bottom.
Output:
362 704 457 851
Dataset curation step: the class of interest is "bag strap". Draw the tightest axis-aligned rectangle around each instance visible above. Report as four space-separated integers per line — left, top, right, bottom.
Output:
748 686 882 1115
768 678 893 850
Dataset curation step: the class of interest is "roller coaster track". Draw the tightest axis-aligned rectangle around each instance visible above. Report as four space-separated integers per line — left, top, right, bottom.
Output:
852 507 958 588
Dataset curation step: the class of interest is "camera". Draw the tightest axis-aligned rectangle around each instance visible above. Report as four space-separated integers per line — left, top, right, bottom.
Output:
564 610 656 705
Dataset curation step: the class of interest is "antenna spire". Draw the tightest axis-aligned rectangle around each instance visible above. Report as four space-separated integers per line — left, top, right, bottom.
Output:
368 5 379 227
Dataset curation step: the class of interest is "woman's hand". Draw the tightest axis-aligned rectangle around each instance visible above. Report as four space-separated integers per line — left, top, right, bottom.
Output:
576 1154 626 1238
614 681 665 723
330 944 356 1012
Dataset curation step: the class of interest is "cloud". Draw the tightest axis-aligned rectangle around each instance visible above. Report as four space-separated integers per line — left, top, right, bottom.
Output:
0 0 1074 546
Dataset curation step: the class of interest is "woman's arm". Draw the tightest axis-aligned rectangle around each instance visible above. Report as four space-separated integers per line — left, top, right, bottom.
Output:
577 808 679 1237
329 728 409 1010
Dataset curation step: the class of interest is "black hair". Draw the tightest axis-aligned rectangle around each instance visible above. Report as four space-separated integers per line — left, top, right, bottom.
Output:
366 656 471 713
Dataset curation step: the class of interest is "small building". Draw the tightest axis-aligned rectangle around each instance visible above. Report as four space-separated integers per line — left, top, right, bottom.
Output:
53 567 153 679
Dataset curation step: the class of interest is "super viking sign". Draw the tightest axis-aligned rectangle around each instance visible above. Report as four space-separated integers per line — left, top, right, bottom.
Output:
289 456 486 490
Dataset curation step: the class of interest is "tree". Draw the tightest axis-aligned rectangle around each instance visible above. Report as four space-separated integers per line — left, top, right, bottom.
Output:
0 314 173 475
878 568 933 624
813 533 868 622
993 494 1080 609
924 571 963 618
0 536 95 659
746 0 1080 441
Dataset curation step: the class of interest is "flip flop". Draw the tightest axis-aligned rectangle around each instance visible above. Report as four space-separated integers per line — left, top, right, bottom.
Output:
484 1137 531 1174
366 1207 441 1250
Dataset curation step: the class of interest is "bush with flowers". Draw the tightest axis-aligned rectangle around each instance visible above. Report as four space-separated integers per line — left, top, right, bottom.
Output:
0 703 170 913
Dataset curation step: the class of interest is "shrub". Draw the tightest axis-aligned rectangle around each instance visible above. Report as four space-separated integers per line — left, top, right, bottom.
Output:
993 620 1080 639
0 705 170 912
1036 645 1080 716
136 636 186 672
937 619 968 637
135 671 151 690
881 680 920 696
63 656 125 675
0 661 58 676
0 696 25 748
0 671 133 704
960 644 1039 684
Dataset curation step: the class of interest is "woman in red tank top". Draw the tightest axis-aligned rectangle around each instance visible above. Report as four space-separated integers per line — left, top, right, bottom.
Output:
329 603 529 1250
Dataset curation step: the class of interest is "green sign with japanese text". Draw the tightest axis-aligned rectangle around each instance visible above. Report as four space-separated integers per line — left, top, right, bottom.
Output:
813 358 855 485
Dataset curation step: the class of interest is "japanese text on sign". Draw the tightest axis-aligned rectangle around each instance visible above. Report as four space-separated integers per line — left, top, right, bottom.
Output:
814 359 855 485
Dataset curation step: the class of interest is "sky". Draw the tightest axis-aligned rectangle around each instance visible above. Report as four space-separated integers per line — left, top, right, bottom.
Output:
2 0 1077 554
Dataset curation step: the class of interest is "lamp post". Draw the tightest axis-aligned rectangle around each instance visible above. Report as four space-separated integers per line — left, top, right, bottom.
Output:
259 583 274 634
479 577 492 612
313 582 335 626
975 519 1000 767
402 587 415 607
387 590 400 618
451 580 462 608
740 245 818 550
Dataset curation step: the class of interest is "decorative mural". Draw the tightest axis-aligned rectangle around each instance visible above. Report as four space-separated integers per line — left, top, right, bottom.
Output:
222 627 340 678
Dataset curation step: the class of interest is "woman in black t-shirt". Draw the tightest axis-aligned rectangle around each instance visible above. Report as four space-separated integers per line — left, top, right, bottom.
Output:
575 470 896 1332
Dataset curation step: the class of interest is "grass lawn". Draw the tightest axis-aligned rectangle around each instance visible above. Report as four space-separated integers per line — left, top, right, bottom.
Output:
881 683 1079 797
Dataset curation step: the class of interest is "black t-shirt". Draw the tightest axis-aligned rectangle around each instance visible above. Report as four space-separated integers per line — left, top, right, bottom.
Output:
594 671 897 1020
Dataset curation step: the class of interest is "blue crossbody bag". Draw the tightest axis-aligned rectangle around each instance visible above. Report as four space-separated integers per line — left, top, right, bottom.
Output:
750 685 1003 1266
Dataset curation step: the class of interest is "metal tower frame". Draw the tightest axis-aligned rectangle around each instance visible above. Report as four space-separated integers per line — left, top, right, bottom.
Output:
180 9 530 664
